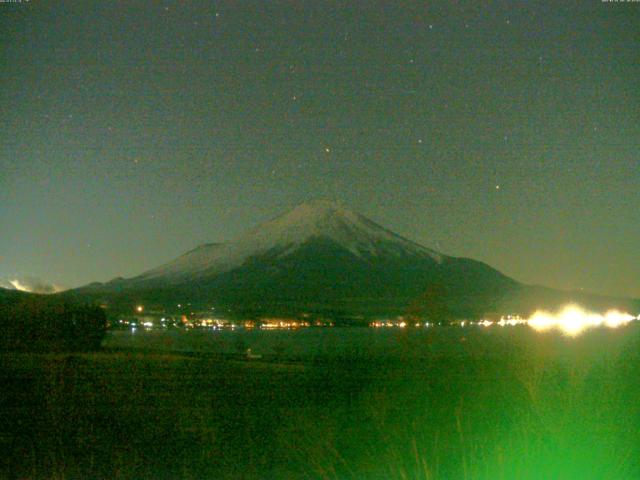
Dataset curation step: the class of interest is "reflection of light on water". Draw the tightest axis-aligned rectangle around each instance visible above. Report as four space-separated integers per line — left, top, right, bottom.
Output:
527 304 637 336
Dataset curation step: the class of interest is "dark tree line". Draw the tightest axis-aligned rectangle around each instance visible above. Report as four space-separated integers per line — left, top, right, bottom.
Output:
0 294 107 352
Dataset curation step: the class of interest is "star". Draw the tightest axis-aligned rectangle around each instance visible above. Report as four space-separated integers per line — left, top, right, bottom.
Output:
324 147 331 153
496 185 501 190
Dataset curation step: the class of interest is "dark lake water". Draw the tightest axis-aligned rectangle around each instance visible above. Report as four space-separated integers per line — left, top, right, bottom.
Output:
104 323 640 361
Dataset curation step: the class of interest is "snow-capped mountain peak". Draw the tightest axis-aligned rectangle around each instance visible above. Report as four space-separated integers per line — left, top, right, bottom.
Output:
237 200 440 260
135 200 442 283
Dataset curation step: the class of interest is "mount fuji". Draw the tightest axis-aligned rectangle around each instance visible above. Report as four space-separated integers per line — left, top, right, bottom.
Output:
133 200 444 285
71 201 638 320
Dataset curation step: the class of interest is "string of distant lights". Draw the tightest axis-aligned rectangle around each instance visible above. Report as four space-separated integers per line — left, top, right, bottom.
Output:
132 303 638 337
370 304 639 337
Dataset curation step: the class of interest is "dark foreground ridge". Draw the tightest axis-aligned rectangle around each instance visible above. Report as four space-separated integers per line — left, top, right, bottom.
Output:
0 287 107 352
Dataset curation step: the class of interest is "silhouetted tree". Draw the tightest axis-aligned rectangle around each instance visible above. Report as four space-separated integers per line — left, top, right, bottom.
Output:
0 294 107 352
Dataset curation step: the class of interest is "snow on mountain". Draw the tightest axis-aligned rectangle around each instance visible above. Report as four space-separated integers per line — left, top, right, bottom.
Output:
230 200 442 261
135 243 225 281
0 277 65 294
135 200 442 283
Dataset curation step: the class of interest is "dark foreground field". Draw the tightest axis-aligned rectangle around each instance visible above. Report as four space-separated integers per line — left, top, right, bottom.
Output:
2 326 640 479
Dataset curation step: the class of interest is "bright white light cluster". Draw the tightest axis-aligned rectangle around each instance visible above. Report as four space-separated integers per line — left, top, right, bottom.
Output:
527 304 637 336
8 280 30 292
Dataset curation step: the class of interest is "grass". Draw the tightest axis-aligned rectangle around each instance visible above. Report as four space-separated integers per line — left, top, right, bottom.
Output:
1 325 640 479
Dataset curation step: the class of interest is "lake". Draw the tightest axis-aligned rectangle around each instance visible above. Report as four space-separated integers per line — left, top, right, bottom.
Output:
104 323 640 362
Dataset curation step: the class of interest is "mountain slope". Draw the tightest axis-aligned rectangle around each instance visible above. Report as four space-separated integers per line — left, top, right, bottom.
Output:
71 201 519 318
132 200 442 286
70 200 638 319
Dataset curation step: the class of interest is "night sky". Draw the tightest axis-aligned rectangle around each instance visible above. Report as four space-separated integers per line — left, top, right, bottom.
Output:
1 1 638 298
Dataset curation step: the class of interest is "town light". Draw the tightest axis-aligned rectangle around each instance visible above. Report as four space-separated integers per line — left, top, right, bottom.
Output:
528 304 636 336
